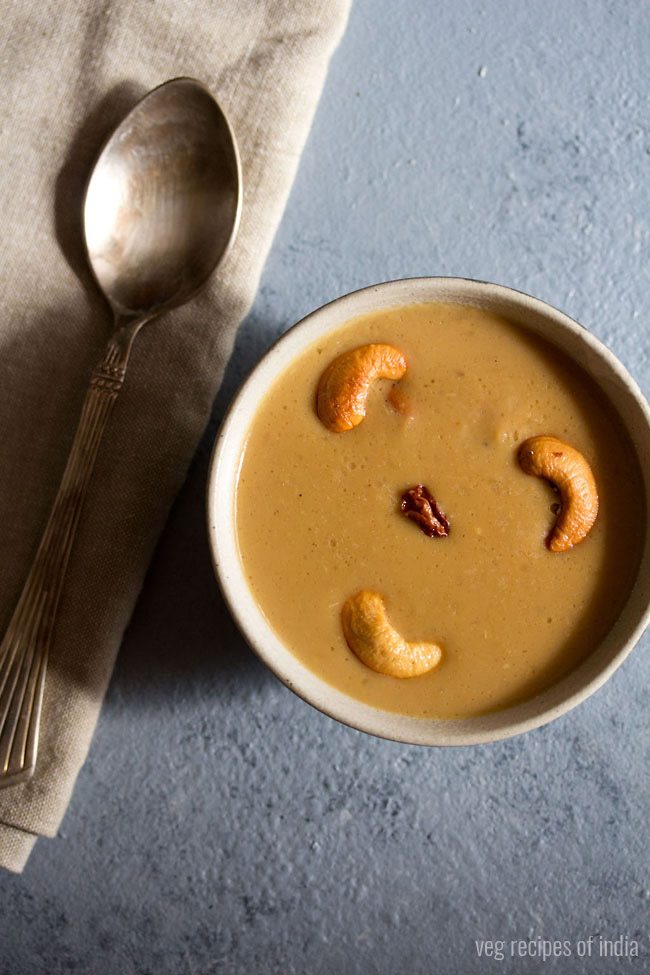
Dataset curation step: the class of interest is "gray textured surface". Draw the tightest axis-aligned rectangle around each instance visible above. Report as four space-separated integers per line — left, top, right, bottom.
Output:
2 0 650 972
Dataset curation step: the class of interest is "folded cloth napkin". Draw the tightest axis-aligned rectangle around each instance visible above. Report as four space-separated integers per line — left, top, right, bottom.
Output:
0 0 350 873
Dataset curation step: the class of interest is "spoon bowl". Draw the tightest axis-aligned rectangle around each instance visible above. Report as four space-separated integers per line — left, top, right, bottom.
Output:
84 77 241 318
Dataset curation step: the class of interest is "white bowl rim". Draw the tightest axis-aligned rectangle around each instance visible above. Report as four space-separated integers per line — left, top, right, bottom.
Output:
206 276 650 746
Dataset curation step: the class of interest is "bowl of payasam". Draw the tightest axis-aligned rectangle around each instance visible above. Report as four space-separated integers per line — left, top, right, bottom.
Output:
207 278 650 744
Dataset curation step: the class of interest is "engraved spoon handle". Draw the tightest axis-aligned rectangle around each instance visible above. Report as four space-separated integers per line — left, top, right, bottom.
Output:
0 328 134 787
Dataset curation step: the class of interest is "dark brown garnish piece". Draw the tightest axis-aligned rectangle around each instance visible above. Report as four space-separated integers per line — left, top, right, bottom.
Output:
400 485 450 538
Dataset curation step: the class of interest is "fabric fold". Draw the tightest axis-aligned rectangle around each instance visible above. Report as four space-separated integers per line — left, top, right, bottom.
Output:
0 0 350 873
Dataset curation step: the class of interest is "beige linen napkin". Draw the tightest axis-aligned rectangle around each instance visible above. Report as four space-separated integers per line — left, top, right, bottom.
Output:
0 0 350 873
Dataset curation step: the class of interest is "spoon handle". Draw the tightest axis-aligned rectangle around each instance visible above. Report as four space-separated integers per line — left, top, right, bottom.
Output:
0 330 133 787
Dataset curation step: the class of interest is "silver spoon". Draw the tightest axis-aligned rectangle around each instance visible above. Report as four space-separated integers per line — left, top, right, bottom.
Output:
0 77 242 787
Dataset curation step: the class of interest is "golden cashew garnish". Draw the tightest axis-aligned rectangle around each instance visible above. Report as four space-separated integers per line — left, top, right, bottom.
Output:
341 590 442 678
317 343 407 432
518 435 599 552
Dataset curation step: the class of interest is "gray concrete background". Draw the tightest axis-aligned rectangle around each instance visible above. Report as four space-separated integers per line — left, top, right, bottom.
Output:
2 0 650 972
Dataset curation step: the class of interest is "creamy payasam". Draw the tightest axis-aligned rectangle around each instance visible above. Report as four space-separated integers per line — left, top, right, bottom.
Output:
235 302 644 719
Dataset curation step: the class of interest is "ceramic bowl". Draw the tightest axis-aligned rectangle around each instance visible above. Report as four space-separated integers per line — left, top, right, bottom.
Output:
206 277 650 744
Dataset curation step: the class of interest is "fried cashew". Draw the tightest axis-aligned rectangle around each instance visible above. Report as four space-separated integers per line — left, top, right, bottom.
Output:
341 590 442 678
316 343 407 432
518 435 599 552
